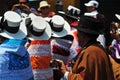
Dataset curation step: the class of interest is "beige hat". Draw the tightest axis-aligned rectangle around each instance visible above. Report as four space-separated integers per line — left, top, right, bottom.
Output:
38 1 50 11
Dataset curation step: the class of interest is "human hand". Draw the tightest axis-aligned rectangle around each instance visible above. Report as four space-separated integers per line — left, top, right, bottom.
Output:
50 59 67 74
11 4 21 10
50 59 67 80
21 4 30 12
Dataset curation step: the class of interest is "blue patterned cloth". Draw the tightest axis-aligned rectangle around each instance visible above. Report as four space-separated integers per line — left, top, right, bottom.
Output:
0 39 34 80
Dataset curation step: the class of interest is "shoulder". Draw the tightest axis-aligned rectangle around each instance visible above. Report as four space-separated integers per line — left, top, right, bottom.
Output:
82 45 107 58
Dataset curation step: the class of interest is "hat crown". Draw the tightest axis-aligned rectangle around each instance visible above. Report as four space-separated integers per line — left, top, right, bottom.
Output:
0 11 27 39
67 5 80 15
32 17 46 32
52 15 65 28
40 1 50 8
85 0 99 8
51 15 71 37
28 16 51 40
4 11 22 27
77 15 105 35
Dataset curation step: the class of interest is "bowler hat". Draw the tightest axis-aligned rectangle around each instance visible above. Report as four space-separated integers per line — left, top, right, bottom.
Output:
27 16 52 40
76 15 105 35
0 11 27 39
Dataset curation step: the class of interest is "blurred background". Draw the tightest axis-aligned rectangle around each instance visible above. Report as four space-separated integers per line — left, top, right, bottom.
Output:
0 0 120 23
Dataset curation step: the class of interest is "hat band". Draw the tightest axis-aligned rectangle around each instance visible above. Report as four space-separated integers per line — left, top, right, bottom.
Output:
51 25 63 32
49 21 63 32
3 20 19 33
30 25 45 36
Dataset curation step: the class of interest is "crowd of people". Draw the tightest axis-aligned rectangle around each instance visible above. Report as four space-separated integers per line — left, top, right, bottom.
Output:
0 0 120 80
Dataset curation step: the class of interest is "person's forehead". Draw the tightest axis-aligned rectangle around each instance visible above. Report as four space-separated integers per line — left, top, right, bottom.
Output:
19 0 27 2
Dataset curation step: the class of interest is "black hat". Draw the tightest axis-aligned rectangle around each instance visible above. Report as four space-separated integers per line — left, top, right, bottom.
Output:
75 15 105 35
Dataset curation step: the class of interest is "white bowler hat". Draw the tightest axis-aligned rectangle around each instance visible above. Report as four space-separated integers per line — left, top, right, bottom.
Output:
67 5 81 15
0 11 27 39
28 16 52 40
84 0 99 8
50 15 71 37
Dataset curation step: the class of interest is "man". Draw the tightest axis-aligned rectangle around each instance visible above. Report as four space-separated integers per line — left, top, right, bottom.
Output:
84 0 99 17
11 0 38 17
37 0 55 18
51 15 114 80
109 14 120 80
83 0 113 49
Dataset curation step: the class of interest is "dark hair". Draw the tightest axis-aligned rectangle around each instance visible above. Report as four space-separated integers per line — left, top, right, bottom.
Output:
96 13 107 32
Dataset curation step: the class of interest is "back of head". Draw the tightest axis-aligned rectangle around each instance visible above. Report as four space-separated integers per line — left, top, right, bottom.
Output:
55 0 63 6
76 15 106 35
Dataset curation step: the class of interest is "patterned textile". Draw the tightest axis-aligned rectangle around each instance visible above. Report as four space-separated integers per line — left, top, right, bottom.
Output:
0 39 33 80
51 38 73 64
111 39 120 60
27 40 53 80
69 28 81 60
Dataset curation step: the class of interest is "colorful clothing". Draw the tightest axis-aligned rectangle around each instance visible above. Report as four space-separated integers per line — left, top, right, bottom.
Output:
0 39 33 80
109 39 120 80
111 39 120 59
51 38 74 64
27 40 53 80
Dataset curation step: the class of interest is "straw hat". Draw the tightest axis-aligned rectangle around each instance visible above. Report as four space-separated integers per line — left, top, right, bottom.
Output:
0 11 27 39
38 1 50 11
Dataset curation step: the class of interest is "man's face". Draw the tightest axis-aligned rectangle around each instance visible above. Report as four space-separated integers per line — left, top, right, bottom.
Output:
110 22 120 41
40 6 50 14
86 6 96 12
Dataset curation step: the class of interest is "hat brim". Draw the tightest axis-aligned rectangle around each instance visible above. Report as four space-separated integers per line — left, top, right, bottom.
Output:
51 21 71 37
84 3 97 8
37 4 51 11
0 18 27 39
84 3 92 7
0 16 2 22
58 11 79 21
28 21 51 40
115 14 120 20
